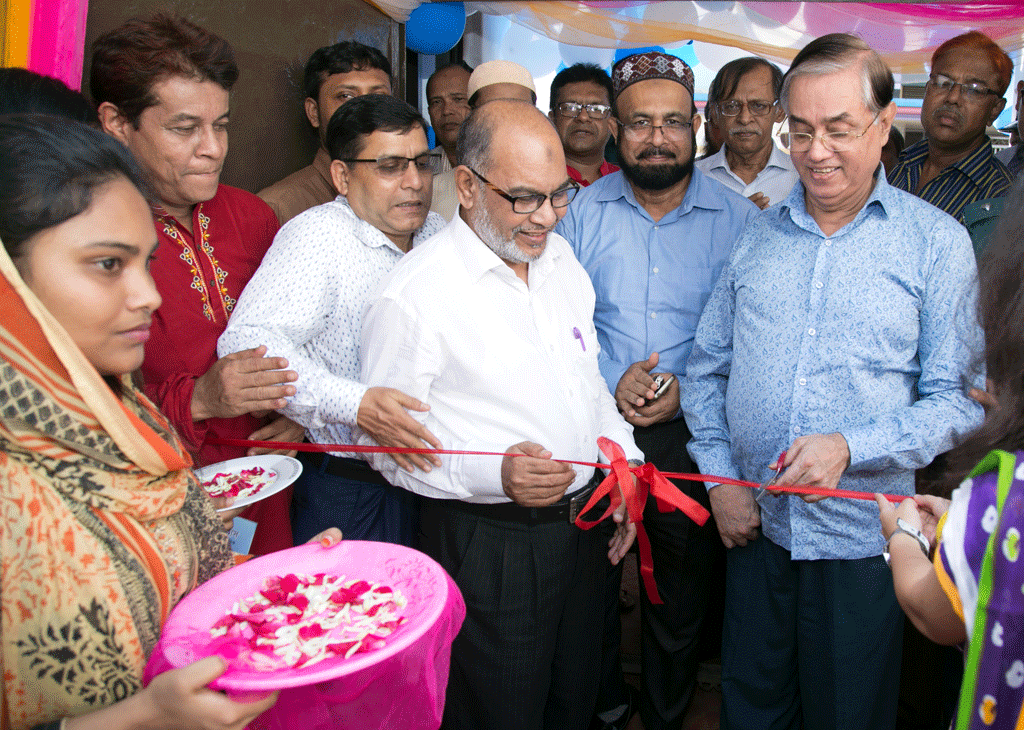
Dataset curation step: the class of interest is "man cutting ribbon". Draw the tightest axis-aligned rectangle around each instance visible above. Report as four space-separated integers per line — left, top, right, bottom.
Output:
682 34 985 730
358 99 640 730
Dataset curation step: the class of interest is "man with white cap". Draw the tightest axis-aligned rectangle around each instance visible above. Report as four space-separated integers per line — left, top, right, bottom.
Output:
557 50 756 730
430 59 536 221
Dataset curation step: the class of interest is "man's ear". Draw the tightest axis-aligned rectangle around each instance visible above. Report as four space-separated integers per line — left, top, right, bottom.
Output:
454 165 476 211
330 159 349 196
988 96 1007 126
878 101 898 146
97 102 131 144
691 113 702 137
305 97 321 130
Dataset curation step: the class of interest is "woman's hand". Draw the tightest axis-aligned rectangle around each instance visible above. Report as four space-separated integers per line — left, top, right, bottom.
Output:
144 657 277 730
63 656 277 730
307 528 343 547
913 494 951 547
208 496 244 530
876 494 923 541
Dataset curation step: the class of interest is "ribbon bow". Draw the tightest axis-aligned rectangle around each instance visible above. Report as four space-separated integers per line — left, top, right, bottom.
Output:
572 437 710 604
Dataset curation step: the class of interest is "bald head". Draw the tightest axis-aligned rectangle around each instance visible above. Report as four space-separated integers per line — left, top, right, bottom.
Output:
457 100 563 175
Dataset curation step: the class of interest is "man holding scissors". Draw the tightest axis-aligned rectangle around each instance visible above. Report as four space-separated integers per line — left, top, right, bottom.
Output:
682 34 984 730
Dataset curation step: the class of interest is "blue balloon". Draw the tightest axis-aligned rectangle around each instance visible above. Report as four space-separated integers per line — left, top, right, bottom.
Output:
614 45 665 63
406 2 466 56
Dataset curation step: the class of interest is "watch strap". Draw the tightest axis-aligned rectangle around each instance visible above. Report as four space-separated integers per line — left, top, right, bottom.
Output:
883 517 929 565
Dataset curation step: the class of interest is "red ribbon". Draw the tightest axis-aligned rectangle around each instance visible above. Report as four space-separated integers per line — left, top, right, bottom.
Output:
569 437 710 604
208 437 905 604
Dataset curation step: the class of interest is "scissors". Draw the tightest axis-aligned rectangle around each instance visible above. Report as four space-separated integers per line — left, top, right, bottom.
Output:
755 450 787 505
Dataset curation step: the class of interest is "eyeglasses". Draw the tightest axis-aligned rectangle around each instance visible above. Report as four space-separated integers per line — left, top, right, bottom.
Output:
717 99 777 117
782 111 881 153
555 102 612 119
469 168 580 214
341 153 442 178
926 73 1000 101
616 118 693 141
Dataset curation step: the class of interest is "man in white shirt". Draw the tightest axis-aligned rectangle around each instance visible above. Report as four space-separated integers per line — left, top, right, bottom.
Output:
219 94 446 545
696 57 798 209
360 100 640 730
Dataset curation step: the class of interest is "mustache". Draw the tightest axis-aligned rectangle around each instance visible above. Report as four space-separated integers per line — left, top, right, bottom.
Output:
513 223 554 236
637 146 677 160
728 126 760 136
934 105 964 124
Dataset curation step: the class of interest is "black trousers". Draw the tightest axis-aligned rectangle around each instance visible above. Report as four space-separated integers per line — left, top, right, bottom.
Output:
596 417 722 730
721 535 903 730
420 494 607 730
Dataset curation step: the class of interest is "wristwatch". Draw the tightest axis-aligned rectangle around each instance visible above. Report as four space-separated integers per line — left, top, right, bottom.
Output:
883 517 930 566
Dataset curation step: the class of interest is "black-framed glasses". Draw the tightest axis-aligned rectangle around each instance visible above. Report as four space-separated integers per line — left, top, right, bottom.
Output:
555 102 612 119
469 168 580 214
718 99 777 117
616 118 693 141
781 110 881 153
341 153 442 178
926 73 1001 102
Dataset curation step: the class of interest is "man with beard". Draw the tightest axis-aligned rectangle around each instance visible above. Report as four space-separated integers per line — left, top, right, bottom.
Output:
359 100 641 730
697 57 798 210
889 31 1012 223
557 52 756 730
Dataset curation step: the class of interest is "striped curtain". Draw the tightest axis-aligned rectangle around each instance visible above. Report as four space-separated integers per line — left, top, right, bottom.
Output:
1 0 89 90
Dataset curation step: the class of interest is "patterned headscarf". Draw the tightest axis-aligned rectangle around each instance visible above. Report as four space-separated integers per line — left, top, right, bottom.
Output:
0 244 232 729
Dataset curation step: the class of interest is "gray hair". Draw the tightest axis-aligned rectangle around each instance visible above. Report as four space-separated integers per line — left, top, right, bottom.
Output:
455 104 492 171
779 33 893 116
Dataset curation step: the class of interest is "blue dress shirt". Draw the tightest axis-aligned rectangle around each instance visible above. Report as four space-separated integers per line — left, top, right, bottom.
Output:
682 174 985 560
556 169 757 400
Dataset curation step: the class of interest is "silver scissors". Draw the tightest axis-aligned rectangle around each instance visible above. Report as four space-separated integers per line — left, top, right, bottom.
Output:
755 451 787 505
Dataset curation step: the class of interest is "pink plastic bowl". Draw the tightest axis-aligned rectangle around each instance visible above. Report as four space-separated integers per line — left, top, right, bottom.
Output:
145 541 464 730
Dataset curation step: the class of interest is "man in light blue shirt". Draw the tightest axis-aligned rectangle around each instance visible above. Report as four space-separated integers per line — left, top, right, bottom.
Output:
557 51 756 730
683 34 984 730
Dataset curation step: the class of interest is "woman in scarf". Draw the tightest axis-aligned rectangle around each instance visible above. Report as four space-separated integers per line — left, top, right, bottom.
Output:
0 115 276 730
878 174 1024 730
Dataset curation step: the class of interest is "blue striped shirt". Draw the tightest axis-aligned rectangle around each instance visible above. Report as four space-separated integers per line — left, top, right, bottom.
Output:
888 138 1011 223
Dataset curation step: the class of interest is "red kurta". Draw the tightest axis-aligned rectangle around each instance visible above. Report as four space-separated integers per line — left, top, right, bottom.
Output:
142 184 293 554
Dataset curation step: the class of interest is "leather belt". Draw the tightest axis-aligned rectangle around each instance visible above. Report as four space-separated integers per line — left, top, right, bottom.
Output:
437 473 603 525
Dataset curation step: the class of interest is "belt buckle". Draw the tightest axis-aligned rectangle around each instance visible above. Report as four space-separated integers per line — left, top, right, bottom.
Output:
567 485 595 524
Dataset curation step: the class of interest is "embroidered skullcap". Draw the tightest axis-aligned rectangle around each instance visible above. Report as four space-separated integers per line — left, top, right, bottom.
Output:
467 60 536 99
612 51 694 99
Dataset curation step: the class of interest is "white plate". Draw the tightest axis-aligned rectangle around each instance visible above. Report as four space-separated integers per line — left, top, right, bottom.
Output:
194 455 302 512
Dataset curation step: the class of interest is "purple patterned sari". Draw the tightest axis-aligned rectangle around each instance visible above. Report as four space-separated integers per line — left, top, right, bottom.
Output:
937 449 1024 730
